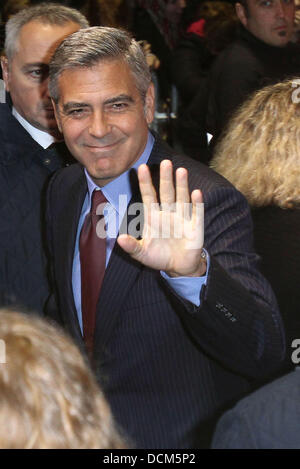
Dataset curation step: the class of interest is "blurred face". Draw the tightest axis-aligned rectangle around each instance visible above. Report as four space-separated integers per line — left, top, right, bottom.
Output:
236 0 295 46
166 0 186 23
1 20 81 136
53 60 155 186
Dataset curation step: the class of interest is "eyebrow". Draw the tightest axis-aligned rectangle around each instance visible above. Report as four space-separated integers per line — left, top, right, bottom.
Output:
104 94 135 105
62 102 89 113
21 62 49 71
62 94 135 113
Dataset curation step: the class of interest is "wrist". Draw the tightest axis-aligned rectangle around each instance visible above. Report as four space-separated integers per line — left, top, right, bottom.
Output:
166 249 207 278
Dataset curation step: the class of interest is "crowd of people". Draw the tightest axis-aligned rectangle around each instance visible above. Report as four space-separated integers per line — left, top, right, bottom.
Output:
0 0 299 450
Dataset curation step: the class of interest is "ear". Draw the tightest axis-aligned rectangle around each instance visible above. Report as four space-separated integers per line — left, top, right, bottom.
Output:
235 2 248 27
51 99 62 133
1 56 10 91
144 82 155 125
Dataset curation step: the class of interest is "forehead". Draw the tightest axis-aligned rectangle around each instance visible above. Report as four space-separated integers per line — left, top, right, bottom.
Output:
14 20 80 64
57 60 140 103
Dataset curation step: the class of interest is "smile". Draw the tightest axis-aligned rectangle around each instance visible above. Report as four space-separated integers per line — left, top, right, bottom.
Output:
84 140 122 151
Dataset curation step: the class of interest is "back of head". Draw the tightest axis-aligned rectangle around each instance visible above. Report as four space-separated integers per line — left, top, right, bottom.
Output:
4 2 89 61
49 26 151 104
210 78 300 209
0 309 126 448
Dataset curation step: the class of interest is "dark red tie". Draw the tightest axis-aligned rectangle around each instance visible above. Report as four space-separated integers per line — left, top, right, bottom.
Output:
79 190 107 358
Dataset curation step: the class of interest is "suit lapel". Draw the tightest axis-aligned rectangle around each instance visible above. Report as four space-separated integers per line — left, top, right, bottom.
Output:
57 170 87 341
93 139 166 358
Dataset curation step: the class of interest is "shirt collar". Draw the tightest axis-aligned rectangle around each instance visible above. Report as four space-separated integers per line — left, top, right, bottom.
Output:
84 131 155 214
12 107 57 149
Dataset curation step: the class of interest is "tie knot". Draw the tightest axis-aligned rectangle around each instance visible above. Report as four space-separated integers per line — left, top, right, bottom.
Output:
91 190 107 215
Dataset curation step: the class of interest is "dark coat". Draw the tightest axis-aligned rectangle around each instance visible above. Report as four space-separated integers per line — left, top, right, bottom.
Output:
0 103 70 314
46 136 284 448
206 26 300 143
171 33 211 162
252 205 300 369
212 369 300 449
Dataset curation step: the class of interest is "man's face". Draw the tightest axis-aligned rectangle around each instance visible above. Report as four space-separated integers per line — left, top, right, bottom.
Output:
53 60 155 186
1 20 81 135
236 0 295 46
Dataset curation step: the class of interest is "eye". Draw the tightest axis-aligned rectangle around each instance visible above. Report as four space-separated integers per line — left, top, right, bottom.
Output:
67 109 85 117
28 68 48 81
109 102 129 112
65 107 91 119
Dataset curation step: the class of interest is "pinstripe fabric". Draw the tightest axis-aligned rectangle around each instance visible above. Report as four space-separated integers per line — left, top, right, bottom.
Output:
46 135 284 449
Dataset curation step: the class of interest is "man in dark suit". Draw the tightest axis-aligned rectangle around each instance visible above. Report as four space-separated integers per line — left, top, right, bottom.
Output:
47 26 285 448
0 4 88 313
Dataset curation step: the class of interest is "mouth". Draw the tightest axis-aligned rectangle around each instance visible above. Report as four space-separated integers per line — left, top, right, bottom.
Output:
84 139 122 152
274 25 287 32
84 144 117 154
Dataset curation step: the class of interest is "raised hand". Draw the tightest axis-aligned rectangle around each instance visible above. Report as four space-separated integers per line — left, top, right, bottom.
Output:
117 160 206 277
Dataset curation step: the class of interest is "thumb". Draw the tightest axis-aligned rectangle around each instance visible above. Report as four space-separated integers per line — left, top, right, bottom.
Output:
117 234 142 257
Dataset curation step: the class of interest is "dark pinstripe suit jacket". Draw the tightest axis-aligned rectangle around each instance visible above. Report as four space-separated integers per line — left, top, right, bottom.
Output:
46 136 284 448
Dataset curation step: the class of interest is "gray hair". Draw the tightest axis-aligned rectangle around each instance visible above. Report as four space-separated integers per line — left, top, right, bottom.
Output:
4 2 89 61
49 26 152 104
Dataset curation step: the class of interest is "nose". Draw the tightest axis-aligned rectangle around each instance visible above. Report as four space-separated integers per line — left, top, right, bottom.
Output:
276 0 288 18
42 76 51 99
88 110 111 138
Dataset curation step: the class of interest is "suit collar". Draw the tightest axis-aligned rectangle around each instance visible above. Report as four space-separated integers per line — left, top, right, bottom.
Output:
0 104 43 165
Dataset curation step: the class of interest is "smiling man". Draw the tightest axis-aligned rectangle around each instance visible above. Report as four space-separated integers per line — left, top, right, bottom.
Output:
46 26 285 449
206 0 300 143
0 4 88 314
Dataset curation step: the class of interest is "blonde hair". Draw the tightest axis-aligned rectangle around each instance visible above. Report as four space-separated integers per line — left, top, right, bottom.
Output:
0 309 126 449
210 79 300 208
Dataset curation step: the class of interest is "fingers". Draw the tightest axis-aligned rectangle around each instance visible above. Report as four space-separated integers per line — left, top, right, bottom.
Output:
159 160 175 209
190 189 204 248
138 161 198 217
175 167 190 204
137 164 158 210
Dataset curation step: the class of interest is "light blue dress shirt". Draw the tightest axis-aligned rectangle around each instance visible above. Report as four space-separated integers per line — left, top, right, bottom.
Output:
72 132 209 333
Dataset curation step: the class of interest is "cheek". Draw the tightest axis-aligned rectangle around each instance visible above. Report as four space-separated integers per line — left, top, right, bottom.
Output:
61 121 83 143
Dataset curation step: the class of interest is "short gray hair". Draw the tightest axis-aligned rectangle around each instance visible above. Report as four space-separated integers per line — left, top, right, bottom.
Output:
5 2 89 61
49 26 152 104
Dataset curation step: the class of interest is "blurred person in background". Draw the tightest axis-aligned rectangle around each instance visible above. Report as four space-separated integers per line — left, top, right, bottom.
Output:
0 308 126 448
206 0 300 146
132 0 186 104
171 0 238 162
211 78 300 370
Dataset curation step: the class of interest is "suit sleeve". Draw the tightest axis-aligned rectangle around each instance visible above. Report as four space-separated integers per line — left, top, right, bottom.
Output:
161 184 285 380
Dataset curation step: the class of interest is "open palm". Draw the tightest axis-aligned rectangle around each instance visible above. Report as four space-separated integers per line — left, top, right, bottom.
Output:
118 160 206 278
